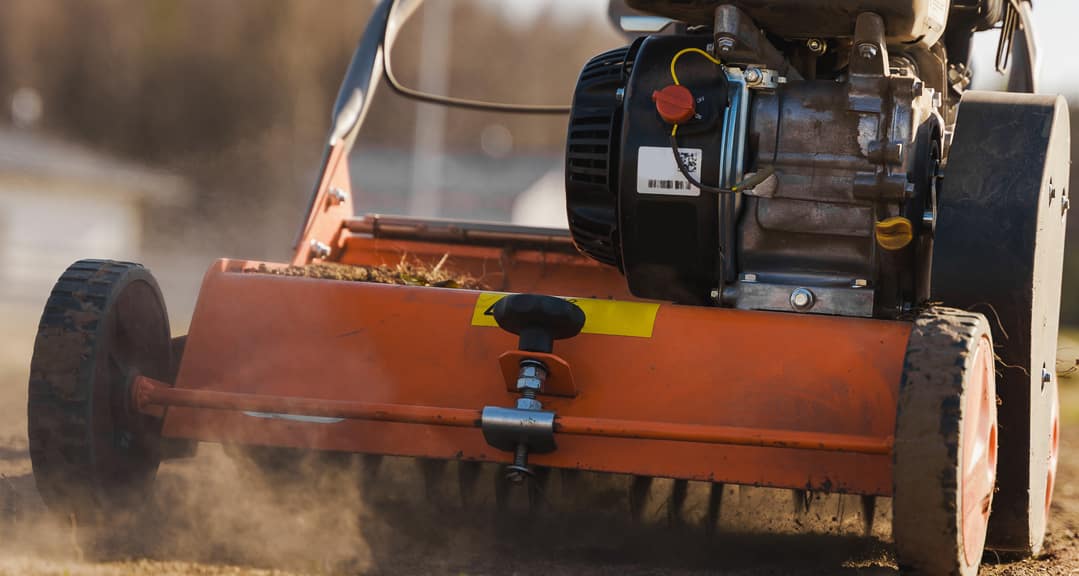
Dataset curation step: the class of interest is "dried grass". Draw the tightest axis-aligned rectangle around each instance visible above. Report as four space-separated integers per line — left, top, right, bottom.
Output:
245 256 486 290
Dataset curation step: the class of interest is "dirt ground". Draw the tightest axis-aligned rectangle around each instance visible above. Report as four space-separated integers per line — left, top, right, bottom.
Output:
2 354 1079 575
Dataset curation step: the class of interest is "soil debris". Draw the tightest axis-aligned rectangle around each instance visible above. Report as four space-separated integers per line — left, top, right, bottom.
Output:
245 257 486 290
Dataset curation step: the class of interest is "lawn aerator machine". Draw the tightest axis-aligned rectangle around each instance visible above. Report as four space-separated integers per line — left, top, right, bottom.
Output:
28 0 1068 573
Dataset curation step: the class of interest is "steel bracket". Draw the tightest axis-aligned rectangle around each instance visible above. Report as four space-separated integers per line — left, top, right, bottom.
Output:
481 406 557 454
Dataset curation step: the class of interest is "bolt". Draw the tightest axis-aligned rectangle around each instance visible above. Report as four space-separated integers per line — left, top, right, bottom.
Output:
326 187 347 206
506 444 531 484
744 67 763 84
805 38 825 54
710 288 720 301
790 288 815 312
857 43 879 60
716 37 736 53
1043 366 1053 386
309 239 331 259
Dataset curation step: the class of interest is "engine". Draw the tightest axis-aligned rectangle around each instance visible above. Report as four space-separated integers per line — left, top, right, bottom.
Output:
566 1 962 318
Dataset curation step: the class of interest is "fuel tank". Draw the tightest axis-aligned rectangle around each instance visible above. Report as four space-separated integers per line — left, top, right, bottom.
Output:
627 0 949 46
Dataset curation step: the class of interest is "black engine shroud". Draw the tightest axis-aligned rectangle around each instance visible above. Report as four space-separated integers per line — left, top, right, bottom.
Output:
566 36 733 304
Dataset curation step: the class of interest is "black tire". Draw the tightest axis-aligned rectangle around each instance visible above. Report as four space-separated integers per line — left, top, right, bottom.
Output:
932 91 1070 555
28 260 172 524
894 308 998 576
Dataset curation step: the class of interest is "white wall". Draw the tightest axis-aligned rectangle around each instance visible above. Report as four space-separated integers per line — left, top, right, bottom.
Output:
0 183 141 306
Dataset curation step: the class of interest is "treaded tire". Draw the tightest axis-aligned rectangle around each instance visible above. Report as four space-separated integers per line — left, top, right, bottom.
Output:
894 307 997 576
28 259 172 524
932 91 1070 555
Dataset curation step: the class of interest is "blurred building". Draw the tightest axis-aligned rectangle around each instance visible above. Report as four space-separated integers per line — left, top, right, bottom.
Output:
0 129 188 304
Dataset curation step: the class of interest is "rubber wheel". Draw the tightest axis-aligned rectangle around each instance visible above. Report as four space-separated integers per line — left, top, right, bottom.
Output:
894 308 998 576
28 260 172 524
932 91 1070 555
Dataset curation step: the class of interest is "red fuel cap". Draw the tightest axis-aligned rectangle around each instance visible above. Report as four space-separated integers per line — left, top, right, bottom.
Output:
652 84 696 125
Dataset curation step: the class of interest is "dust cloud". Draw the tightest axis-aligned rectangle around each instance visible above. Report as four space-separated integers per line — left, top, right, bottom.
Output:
1 434 897 575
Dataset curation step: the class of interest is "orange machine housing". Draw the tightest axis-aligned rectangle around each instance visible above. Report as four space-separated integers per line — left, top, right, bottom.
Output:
144 134 915 497
160 253 910 496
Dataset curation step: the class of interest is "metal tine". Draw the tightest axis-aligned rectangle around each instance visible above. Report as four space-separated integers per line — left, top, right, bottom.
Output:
836 493 846 533
457 461 481 509
629 475 653 522
420 459 448 505
860 495 876 536
527 467 552 516
494 467 510 516
792 489 811 516
559 469 580 508
706 483 724 537
360 454 383 489
669 479 688 527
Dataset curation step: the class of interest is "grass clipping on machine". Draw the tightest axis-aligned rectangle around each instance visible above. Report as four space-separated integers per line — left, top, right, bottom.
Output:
248 254 486 290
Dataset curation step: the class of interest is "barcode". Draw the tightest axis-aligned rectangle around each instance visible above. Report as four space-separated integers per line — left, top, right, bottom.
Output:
647 179 691 190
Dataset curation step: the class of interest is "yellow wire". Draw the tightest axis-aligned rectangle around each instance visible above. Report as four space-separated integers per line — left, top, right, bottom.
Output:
667 47 722 136
669 47 723 85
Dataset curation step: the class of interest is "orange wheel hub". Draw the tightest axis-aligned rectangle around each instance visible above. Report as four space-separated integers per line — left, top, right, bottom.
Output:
1046 382 1060 518
962 336 998 566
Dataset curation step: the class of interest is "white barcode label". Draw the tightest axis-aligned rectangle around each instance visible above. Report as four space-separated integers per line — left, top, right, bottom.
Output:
637 146 701 197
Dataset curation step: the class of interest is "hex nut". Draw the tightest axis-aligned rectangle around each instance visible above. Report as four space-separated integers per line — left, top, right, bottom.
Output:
516 397 543 411
790 287 815 311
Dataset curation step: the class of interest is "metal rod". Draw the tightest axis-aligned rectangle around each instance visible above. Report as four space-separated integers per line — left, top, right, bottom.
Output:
555 415 892 455
134 376 482 429
136 376 892 455
344 215 576 250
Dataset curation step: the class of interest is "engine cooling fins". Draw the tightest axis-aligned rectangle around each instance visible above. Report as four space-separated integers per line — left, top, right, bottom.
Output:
564 42 639 269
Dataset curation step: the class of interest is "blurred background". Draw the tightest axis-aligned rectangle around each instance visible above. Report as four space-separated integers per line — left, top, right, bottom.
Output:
0 0 1076 439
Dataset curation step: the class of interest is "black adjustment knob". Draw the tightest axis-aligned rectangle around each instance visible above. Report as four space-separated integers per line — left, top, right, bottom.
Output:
492 294 586 353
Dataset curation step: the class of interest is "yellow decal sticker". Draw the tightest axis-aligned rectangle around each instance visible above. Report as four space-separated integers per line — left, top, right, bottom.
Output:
471 292 660 338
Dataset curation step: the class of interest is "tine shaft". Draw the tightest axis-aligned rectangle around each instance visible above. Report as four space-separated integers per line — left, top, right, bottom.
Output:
669 479 688 527
528 467 551 515
494 467 509 515
706 483 724 537
792 489 811 516
420 459 447 503
629 475 653 522
560 469 580 507
836 493 846 532
458 461 481 509
860 495 876 536
361 454 383 489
